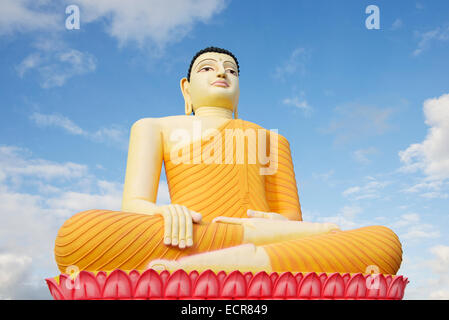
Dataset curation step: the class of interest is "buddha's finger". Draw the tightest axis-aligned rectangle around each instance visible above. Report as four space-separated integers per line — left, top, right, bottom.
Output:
247 209 265 218
162 207 172 245
182 206 193 247
190 211 202 223
326 223 341 233
247 210 288 221
168 205 179 246
248 210 275 220
212 217 246 225
264 212 289 220
175 205 186 249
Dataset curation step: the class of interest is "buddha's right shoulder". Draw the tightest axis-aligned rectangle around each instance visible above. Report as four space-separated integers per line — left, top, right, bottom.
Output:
131 115 190 132
159 115 191 123
133 115 189 125
131 117 159 129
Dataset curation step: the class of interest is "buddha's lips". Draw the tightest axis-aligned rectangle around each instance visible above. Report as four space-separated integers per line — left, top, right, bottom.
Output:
211 80 229 87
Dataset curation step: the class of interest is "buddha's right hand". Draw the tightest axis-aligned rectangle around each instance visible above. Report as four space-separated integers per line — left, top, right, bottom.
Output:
156 204 202 249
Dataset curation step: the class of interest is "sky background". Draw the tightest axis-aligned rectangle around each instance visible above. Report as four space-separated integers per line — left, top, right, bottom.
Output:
1 0 448 299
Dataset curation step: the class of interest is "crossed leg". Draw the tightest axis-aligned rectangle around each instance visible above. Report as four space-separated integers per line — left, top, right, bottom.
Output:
55 210 402 275
148 224 402 275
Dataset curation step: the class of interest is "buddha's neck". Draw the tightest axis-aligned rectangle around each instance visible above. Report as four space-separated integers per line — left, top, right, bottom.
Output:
194 106 233 119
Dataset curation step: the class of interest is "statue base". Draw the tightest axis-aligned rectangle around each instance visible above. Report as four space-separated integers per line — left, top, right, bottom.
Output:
46 269 408 300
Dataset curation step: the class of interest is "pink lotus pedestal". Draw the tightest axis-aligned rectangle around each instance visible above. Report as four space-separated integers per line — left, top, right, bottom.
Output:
46 269 409 300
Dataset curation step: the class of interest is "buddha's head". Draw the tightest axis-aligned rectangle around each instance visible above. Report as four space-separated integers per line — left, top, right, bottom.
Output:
181 47 240 118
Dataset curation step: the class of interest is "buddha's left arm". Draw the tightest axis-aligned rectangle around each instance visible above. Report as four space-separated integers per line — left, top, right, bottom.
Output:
264 133 302 221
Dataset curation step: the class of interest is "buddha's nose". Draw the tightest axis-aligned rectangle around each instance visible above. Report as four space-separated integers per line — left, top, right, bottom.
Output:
216 65 226 77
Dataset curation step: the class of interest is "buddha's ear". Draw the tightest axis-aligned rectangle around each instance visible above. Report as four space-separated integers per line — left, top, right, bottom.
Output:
234 105 238 119
180 77 193 115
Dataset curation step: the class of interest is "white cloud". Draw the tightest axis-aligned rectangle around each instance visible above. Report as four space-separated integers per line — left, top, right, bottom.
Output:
339 205 363 219
16 53 42 77
0 253 33 299
399 93 449 181
390 213 420 228
0 145 126 298
0 145 172 298
389 213 440 240
274 47 309 80
282 89 313 116
42 49 96 88
0 145 122 213
17 41 97 88
0 145 87 182
1 0 228 53
312 169 335 182
306 205 363 231
30 112 86 136
29 112 128 150
342 176 390 201
0 0 60 35
413 26 449 56
342 186 361 196
401 224 441 240
420 192 449 199
391 18 403 30
401 180 443 193
282 96 312 113
45 186 122 216
426 245 449 299
428 245 449 274
75 0 227 48
91 126 129 148
322 103 394 145
400 180 449 199
353 147 378 164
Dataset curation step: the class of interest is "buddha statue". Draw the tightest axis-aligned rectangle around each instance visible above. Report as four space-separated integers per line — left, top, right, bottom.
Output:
54 47 402 277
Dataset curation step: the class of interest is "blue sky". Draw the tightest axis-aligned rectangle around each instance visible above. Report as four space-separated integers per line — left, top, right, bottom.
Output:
1 0 449 299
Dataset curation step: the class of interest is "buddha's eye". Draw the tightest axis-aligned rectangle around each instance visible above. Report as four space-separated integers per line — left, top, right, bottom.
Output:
199 66 214 72
227 69 237 76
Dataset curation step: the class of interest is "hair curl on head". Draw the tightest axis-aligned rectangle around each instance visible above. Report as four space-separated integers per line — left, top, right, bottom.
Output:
187 46 240 82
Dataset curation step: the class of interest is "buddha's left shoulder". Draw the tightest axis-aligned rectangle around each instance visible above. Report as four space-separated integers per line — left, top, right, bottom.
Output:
240 119 290 144
240 119 264 130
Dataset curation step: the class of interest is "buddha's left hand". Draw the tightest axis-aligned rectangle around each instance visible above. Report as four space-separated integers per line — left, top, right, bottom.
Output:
212 210 288 225
211 216 341 245
247 209 289 221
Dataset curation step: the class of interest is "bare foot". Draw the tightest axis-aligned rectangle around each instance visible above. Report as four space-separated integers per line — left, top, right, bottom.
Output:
147 259 180 272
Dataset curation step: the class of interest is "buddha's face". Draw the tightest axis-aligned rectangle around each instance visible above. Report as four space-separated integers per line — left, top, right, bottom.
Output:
181 52 240 114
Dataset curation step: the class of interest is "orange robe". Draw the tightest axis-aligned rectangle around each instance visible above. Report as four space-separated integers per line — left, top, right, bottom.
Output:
54 119 402 275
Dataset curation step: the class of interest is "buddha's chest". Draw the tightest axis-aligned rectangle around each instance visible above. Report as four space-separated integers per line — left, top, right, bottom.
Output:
162 119 274 168
163 160 270 220
161 118 231 152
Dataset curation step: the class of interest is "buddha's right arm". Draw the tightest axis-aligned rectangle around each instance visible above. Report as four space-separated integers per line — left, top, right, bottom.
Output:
121 118 163 215
121 118 201 249
122 198 160 215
